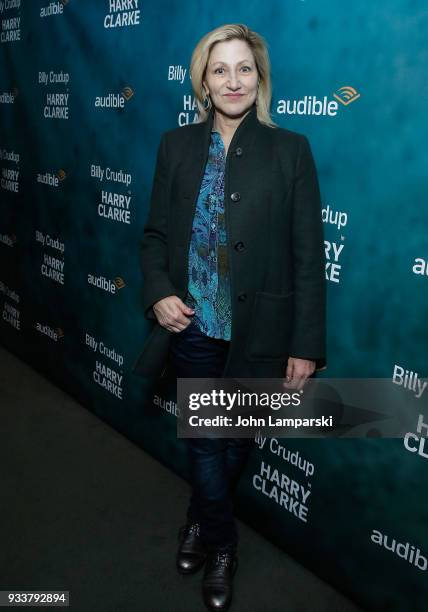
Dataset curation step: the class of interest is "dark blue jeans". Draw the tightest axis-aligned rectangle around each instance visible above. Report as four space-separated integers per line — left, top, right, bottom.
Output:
168 318 254 551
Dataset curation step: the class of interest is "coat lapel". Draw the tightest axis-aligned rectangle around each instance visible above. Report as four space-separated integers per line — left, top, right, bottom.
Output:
201 102 259 157
179 102 260 202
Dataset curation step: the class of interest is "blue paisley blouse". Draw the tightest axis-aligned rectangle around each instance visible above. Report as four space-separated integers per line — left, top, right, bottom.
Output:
183 129 232 340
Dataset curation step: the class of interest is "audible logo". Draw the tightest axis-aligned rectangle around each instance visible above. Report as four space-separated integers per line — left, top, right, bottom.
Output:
40 1 67 18
114 277 125 289
333 86 360 106
153 394 180 417
95 86 134 109
122 86 133 101
0 233 16 247
371 529 427 571
0 89 17 104
35 322 64 342
276 85 360 116
36 169 66 187
88 274 126 294
413 257 428 276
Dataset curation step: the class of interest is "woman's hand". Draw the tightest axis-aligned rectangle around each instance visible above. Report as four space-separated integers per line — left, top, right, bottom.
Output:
152 296 195 333
283 356 316 391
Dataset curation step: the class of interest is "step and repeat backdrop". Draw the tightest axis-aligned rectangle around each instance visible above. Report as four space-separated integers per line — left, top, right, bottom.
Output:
1 2 427 611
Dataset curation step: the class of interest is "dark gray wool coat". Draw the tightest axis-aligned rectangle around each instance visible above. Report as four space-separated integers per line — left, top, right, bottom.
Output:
132 103 327 380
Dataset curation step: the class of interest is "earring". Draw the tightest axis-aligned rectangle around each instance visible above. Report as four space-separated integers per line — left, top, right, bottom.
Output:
202 92 211 110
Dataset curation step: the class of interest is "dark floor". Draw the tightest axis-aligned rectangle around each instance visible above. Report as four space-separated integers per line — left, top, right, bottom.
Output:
0 346 364 612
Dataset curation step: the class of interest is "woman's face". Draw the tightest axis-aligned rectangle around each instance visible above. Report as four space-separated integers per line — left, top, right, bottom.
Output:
203 38 259 120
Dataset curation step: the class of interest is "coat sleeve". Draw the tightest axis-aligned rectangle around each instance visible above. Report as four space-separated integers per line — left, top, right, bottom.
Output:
140 133 177 320
289 135 327 372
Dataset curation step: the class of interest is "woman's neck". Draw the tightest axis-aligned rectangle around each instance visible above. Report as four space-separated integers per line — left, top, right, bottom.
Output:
212 107 251 143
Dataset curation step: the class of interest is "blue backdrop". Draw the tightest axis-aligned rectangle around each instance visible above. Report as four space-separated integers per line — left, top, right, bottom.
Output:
1 2 427 610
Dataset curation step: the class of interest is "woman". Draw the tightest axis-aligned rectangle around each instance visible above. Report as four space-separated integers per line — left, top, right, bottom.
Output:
133 23 326 612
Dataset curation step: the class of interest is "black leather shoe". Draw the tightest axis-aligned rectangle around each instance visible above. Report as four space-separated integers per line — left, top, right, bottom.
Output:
176 522 207 574
202 546 238 611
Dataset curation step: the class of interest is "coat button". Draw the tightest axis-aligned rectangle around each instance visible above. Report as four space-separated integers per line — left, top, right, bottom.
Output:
230 192 241 202
235 147 243 157
234 241 245 252
237 292 247 301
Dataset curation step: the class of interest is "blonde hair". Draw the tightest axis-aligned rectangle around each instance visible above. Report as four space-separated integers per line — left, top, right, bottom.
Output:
190 23 277 128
